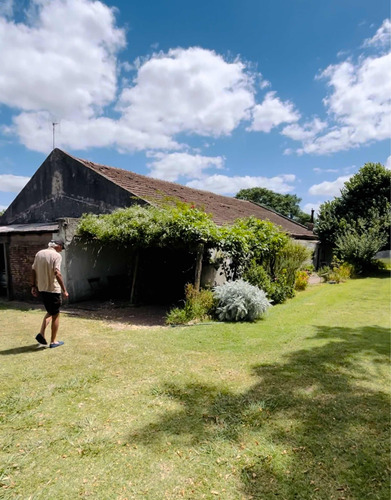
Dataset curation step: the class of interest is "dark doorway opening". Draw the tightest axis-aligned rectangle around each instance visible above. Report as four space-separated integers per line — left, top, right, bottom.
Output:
136 247 196 305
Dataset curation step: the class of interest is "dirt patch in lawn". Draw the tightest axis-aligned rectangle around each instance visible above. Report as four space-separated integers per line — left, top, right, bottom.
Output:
65 301 169 329
69 302 167 329
1 298 169 328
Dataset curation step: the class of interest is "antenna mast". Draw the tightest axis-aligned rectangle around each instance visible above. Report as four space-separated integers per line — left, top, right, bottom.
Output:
52 122 59 150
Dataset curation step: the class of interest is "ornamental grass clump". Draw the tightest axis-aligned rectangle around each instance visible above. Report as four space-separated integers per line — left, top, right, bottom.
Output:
213 279 271 322
166 284 215 325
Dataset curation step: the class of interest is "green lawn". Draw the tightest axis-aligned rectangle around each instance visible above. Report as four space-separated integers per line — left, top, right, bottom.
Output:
1 276 390 499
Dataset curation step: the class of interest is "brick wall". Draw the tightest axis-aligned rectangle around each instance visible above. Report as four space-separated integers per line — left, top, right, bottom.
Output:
8 234 52 299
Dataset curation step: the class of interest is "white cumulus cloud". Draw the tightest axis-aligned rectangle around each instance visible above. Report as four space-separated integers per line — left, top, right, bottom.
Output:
0 0 307 158
1 0 258 154
294 21 391 155
9 46 256 153
308 175 351 197
0 0 125 119
0 174 30 192
118 47 255 139
282 118 327 141
187 174 296 195
147 152 224 182
283 20 391 156
9 113 180 154
248 91 300 133
313 167 339 173
362 18 390 49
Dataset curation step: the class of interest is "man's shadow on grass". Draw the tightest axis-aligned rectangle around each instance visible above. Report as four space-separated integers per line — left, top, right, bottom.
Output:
128 325 390 499
0 344 46 355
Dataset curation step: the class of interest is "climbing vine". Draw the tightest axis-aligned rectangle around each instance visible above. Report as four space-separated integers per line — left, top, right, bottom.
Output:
77 202 221 250
77 203 287 261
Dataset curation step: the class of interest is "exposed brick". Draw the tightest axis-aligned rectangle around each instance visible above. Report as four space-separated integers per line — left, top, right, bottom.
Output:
8 234 50 299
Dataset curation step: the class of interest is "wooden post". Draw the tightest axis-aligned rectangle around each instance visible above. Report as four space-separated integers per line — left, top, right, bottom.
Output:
194 242 204 292
130 251 139 305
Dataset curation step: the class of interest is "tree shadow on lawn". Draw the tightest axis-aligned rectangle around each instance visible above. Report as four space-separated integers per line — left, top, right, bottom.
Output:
129 325 390 499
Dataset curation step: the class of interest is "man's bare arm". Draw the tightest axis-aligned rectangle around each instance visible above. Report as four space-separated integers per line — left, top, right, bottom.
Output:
54 269 69 298
31 269 39 297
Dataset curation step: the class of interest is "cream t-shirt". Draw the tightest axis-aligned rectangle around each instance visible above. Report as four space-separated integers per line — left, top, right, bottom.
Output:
32 247 62 293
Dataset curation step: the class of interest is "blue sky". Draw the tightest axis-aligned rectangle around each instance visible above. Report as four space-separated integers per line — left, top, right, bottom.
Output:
0 0 389 214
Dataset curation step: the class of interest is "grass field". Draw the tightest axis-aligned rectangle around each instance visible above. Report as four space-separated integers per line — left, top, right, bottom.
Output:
1 275 390 499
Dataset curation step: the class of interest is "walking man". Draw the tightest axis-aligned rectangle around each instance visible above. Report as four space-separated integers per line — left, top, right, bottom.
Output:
31 239 69 348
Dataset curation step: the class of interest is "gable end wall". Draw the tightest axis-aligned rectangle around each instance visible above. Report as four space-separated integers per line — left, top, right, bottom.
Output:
1 149 145 224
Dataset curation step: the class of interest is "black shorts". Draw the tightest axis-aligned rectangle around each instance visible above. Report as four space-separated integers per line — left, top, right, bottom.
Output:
40 292 62 315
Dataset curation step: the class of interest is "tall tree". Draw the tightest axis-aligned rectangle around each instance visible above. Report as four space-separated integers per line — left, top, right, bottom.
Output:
235 187 311 224
316 163 391 245
316 162 391 270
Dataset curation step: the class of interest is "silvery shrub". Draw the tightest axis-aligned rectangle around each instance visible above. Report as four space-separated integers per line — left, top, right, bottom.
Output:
213 279 272 322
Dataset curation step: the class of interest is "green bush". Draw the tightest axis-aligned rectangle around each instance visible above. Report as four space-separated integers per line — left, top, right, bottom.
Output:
213 280 271 322
304 263 315 274
374 258 390 271
334 221 388 273
268 270 295 304
318 258 354 283
166 284 215 325
243 240 310 303
295 270 310 290
270 241 311 288
217 216 289 280
243 261 295 304
242 262 272 293
165 307 190 325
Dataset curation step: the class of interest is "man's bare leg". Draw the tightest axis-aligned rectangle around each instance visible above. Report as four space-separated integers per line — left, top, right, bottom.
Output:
39 313 52 340
50 313 60 344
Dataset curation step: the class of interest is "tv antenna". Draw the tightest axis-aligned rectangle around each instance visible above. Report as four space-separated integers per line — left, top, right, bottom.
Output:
52 122 59 150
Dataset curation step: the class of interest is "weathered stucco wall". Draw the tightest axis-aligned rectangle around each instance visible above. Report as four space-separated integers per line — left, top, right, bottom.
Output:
1 149 142 225
58 218 133 302
64 239 133 302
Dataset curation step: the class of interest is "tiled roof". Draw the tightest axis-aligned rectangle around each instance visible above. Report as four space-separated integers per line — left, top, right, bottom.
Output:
74 153 316 239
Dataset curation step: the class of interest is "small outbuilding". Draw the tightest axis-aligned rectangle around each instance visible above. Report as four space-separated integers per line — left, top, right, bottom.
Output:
0 149 318 303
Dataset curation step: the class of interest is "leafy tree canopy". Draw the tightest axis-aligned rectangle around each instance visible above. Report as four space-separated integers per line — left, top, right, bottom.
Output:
316 162 391 247
235 187 311 225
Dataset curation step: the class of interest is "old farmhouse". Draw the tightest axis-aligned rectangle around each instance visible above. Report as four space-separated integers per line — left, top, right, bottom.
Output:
0 149 318 303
